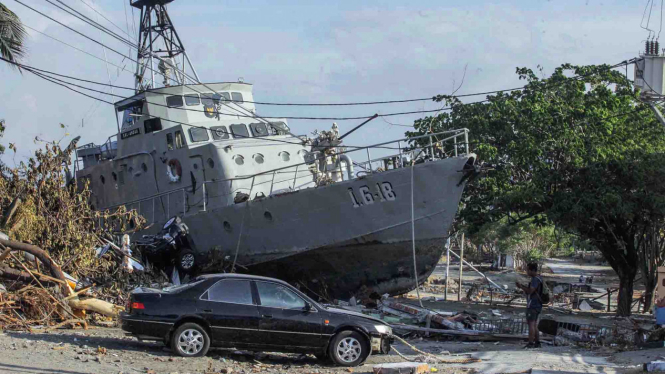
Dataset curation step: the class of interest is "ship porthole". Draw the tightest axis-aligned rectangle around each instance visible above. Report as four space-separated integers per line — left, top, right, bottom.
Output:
253 153 264 164
112 172 117 182
234 155 244 166
207 158 215 168
193 163 198 170
279 152 290 162
264 211 273 221
223 221 232 232
141 163 148 172
100 175 105 184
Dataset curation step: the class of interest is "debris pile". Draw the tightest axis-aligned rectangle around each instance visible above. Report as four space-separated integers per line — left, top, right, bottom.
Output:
0 140 158 331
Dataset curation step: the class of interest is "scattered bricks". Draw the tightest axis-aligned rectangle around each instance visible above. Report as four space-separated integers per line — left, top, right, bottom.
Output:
373 362 429 374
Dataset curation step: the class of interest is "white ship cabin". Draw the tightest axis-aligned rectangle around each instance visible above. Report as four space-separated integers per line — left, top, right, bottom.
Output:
75 82 314 223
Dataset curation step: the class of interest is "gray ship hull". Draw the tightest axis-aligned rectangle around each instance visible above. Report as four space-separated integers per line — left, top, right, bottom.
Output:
181 155 474 299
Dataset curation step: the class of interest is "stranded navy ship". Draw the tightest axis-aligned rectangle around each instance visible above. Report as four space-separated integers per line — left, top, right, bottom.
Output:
74 0 476 299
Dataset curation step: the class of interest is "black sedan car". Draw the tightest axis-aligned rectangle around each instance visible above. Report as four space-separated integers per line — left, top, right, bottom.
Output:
120 274 392 367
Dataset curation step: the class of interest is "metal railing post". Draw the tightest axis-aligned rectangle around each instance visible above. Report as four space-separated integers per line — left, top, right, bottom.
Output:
454 136 458 157
202 182 207 212
152 197 155 224
366 148 373 172
182 189 186 216
397 141 402 167
269 171 276 195
292 164 299 189
464 129 469 155
167 192 170 218
429 135 434 159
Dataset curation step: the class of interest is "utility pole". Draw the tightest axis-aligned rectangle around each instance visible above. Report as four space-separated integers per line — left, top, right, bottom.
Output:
444 237 450 301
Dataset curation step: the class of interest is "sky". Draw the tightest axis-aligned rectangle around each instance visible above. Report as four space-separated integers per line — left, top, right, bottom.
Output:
0 0 655 166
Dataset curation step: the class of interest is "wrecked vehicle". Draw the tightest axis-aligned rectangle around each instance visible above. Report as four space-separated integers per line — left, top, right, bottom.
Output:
120 274 392 367
135 216 198 273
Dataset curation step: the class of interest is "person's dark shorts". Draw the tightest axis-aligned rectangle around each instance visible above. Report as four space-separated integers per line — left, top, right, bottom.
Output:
526 308 541 321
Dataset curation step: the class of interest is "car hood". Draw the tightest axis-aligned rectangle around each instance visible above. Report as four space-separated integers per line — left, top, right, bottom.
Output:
324 307 388 326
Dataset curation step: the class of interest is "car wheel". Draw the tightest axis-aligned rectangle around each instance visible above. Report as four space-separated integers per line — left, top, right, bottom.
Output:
176 249 197 273
171 323 210 357
328 331 368 367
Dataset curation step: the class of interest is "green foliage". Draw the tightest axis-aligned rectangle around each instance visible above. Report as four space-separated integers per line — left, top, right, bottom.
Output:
409 63 665 315
0 2 26 67
0 125 144 277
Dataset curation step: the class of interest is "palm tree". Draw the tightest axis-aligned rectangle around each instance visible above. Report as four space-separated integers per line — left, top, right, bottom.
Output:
0 2 26 67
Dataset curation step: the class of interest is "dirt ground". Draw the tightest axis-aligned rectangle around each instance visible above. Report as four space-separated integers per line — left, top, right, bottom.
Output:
0 326 658 374
0 257 660 374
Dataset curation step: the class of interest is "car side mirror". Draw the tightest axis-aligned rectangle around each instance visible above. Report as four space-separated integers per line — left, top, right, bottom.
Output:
304 302 313 312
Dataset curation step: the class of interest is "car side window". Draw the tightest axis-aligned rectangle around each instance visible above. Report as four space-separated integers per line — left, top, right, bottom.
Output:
203 279 253 305
256 282 306 309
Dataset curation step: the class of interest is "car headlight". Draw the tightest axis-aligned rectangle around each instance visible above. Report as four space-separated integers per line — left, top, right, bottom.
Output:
374 325 392 334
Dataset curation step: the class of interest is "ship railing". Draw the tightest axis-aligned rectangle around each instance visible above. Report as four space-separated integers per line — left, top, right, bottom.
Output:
103 128 471 226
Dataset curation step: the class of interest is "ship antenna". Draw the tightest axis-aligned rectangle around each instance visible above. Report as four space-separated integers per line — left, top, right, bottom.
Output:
131 0 199 92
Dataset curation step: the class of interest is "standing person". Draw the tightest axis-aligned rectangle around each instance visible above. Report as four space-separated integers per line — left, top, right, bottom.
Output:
516 262 542 348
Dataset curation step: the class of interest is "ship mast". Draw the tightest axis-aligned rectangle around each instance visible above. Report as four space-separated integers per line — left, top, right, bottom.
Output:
131 0 199 92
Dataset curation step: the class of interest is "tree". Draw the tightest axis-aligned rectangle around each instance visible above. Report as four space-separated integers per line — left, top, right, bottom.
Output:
0 2 26 66
409 64 665 316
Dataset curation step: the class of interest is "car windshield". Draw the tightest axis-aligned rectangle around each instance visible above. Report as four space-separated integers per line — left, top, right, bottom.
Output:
162 279 205 293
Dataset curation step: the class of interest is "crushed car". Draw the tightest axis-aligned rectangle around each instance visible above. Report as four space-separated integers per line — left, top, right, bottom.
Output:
120 274 392 367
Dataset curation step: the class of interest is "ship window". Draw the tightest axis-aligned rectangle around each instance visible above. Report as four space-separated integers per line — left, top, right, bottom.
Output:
112 172 117 182
231 92 244 103
280 151 290 162
144 118 162 134
184 94 200 106
234 155 244 166
211 126 230 140
219 92 231 102
253 153 264 164
201 93 224 106
166 133 174 151
175 130 185 149
207 158 215 168
249 123 269 137
230 124 249 139
270 122 290 135
166 95 183 107
189 128 209 143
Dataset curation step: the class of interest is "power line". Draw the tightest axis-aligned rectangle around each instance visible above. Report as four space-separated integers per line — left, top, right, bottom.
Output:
43 0 136 50
76 0 137 42
23 24 132 75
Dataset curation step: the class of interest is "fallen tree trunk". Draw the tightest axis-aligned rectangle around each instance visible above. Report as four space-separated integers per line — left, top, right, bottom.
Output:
0 239 69 296
68 298 121 318
0 265 58 286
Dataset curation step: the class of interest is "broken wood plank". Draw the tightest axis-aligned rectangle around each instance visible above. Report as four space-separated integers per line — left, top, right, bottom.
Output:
390 324 530 340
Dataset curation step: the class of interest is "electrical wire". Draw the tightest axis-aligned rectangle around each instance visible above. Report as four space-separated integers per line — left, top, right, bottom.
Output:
23 24 132 75
45 0 137 50
77 0 137 42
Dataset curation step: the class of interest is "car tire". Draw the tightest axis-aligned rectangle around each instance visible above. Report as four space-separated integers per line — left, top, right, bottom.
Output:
171 323 210 357
328 330 369 367
176 249 197 273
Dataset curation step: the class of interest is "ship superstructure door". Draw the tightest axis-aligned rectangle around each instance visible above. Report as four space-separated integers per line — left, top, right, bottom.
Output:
189 155 207 212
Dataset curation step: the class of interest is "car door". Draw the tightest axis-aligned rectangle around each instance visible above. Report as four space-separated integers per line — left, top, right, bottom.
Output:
197 279 261 347
254 281 324 349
